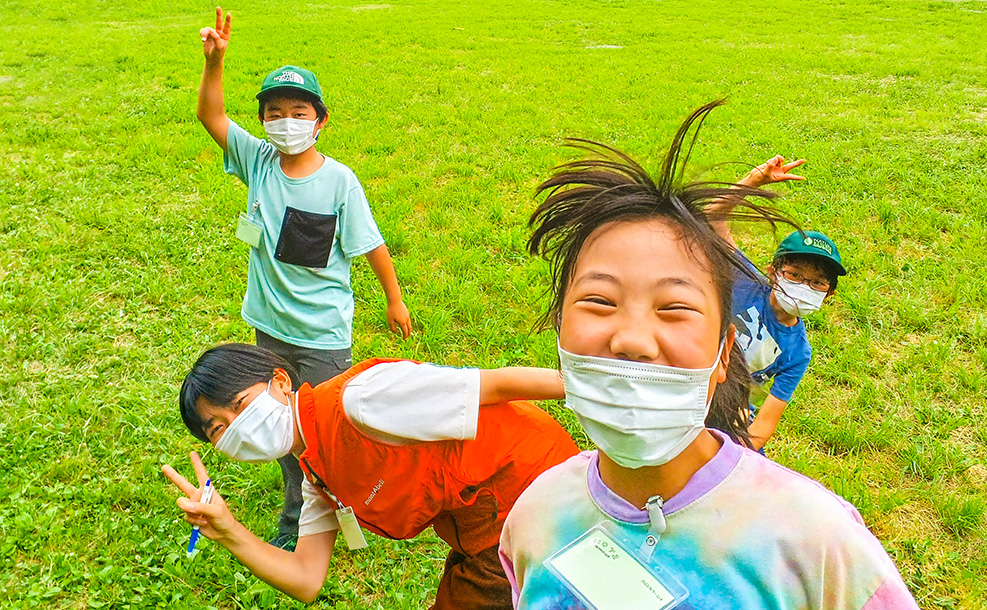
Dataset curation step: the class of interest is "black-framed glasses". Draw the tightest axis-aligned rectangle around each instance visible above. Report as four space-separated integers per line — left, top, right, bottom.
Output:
778 268 831 292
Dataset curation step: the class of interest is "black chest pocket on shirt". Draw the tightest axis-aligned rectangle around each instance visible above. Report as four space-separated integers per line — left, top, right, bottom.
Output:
274 207 337 268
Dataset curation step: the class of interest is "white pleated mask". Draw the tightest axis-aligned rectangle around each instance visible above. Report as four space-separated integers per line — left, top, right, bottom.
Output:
773 275 827 317
559 343 723 469
264 117 319 155
215 380 295 463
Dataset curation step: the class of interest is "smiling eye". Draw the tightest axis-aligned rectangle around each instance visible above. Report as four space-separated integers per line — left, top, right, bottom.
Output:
663 303 694 310
658 302 702 316
581 296 615 307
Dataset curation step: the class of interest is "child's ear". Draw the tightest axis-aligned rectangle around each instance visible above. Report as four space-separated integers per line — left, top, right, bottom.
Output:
272 367 293 394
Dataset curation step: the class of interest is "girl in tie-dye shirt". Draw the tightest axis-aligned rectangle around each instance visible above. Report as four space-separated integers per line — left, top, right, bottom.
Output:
499 101 917 610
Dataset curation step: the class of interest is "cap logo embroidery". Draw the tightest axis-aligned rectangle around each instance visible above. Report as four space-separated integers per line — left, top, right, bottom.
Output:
274 71 305 85
809 238 833 255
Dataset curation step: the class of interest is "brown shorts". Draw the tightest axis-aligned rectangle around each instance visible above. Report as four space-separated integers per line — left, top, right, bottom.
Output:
431 545 512 610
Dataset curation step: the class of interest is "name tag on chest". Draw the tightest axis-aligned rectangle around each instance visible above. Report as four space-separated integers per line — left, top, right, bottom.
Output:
545 525 687 610
236 213 263 248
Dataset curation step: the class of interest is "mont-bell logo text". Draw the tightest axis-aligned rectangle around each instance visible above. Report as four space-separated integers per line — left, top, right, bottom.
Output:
365 479 385 505
274 71 305 85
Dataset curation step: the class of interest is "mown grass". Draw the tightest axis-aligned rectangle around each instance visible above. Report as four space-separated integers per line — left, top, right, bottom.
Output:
1 0 985 608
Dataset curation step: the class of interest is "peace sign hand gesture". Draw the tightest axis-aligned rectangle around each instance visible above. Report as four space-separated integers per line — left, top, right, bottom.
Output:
200 6 232 63
162 451 237 544
742 155 806 188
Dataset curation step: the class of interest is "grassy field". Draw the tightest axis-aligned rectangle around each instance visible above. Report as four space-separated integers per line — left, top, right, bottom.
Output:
1 0 985 607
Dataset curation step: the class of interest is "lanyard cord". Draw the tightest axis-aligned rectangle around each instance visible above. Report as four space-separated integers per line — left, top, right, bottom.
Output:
300 456 346 509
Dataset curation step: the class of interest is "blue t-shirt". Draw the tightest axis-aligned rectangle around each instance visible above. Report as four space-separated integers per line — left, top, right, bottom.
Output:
224 121 384 349
731 251 811 403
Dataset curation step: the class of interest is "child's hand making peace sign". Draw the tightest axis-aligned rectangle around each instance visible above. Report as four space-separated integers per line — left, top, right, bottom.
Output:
200 6 232 63
162 451 237 543
742 155 806 188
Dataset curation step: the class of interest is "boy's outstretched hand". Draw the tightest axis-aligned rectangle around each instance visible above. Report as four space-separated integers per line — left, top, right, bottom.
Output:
742 155 806 188
162 451 237 543
387 300 412 339
200 6 232 62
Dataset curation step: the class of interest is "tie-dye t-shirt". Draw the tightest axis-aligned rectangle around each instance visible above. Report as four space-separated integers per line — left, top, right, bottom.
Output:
500 432 917 610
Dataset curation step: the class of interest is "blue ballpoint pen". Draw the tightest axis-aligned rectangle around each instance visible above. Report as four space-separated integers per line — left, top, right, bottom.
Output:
186 479 213 558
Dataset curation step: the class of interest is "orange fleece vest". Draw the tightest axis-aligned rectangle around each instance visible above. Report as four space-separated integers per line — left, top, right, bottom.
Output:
296 358 578 555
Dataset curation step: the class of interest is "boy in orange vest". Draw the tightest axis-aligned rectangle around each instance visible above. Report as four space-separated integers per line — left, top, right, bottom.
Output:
163 343 577 609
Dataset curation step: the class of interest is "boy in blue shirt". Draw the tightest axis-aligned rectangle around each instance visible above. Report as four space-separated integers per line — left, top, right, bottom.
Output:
197 7 411 548
712 156 847 451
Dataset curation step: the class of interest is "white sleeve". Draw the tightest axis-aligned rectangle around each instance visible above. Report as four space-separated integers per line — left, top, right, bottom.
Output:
298 477 340 537
341 361 482 443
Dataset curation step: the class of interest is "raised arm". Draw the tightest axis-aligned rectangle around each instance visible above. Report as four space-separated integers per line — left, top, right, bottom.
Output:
748 394 788 451
364 244 412 339
710 155 806 248
478 367 565 405
196 6 232 151
163 452 335 603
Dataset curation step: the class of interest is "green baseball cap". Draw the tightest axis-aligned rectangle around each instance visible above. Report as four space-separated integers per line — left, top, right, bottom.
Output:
774 230 847 276
256 66 323 102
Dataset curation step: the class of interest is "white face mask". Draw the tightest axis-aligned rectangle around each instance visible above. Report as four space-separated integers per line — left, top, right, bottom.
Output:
559 344 723 469
264 117 319 155
215 380 295 463
773 274 827 317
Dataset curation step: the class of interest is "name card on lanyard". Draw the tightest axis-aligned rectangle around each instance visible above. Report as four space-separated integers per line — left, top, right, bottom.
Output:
336 506 368 550
236 201 263 248
545 524 687 610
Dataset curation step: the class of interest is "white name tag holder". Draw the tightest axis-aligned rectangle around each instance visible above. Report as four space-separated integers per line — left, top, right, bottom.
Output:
545 522 687 610
336 506 369 550
235 202 263 248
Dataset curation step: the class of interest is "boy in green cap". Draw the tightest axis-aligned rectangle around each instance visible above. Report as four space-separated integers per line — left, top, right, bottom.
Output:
712 156 848 451
197 6 412 548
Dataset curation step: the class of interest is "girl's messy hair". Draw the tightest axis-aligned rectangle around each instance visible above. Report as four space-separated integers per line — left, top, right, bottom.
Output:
706 342 754 448
528 99 797 335
179 343 300 443
528 99 799 448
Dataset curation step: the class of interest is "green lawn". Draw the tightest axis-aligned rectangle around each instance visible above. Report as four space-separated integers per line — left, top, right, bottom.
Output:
1 0 985 608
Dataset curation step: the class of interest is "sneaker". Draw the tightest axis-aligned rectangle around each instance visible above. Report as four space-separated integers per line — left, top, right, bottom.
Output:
269 533 298 551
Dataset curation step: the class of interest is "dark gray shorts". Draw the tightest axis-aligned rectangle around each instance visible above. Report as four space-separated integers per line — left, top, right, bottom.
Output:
255 330 352 386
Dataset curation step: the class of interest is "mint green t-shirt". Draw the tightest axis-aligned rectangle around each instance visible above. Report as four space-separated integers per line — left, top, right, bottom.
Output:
224 121 384 349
